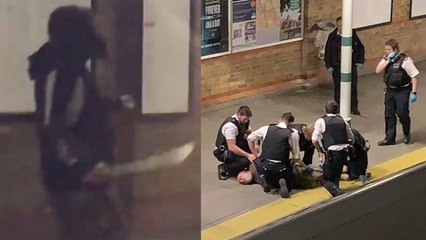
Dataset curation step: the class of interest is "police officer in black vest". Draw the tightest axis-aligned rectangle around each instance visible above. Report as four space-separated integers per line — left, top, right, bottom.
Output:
375 39 419 146
346 128 370 183
312 101 354 197
214 106 256 180
246 112 301 198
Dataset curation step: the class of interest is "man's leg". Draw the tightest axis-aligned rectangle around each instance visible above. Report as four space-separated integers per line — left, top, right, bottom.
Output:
332 68 341 106
223 154 250 177
357 148 368 176
351 68 359 113
396 88 411 143
383 90 397 143
272 162 294 198
322 151 344 197
346 158 359 180
302 145 315 165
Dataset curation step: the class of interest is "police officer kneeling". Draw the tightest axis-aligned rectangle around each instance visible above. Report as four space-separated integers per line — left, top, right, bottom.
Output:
246 112 301 198
214 106 256 180
312 101 355 197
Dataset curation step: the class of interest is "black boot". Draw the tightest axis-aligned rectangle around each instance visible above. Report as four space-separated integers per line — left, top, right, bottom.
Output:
323 181 344 197
404 134 411 144
258 174 271 193
377 139 395 146
217 164 229 180
278 178 290 198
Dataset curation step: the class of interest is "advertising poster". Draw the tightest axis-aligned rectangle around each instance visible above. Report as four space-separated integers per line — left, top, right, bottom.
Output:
256 0 281 45
232 0 257 49
201 0 229 57
279 0 302 41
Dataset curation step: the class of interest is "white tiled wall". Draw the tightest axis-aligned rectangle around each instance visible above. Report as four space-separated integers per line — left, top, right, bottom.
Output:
142 0 190 114
0 0 91 113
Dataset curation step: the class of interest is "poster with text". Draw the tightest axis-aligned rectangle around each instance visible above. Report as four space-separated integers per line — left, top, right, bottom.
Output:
279 0 302 41
201 0 229 57
232 0 257 49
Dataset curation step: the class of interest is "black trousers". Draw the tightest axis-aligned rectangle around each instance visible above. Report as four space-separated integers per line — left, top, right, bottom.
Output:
257 159 295 191
323 149 348 187
215 150 250 177
332 66 359 112
384 87 411 141
346 145 368 178
299 137 315 165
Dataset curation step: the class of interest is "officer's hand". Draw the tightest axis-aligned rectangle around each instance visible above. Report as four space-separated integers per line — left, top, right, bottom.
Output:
247 154 257 162
318 160 325 169
410 92 417 103
388 51 398 61
327 67 334 73
304 165 314 174
356 63 363 69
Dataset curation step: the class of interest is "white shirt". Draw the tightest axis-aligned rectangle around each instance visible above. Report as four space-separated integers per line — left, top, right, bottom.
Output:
312 114 354 151
378 56 420 78
247 122 300 159
221 114 252 140
221 114 240 140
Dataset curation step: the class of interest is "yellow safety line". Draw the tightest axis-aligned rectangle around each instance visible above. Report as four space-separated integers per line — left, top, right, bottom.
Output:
201 147 426 240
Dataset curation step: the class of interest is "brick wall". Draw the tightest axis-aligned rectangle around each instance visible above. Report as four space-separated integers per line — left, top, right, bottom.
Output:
201 0 426 107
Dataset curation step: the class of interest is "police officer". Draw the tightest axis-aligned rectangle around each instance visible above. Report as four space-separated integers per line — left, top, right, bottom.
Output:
214 106 256 180
312 101 354 197
375 39 419 146
289 122 315 166
324 16 365 115
263 114 315 166
346 128 370 183
246 112 301 198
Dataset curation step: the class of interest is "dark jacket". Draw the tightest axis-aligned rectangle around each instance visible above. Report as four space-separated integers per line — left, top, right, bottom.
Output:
324 28 365 69
28 42 115 191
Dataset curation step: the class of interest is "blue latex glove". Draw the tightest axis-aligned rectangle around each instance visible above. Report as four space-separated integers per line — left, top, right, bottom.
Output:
388 51 398 61
359 175 368 184
356 63 363 69
410 92 417 103
304 165 314 174
327 67 334 73
318 160 324 169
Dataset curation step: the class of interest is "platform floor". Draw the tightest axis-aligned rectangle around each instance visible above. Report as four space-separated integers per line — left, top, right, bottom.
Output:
201 61 426 236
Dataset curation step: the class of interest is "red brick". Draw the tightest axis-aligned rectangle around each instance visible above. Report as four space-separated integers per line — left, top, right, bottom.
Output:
202 0 426 106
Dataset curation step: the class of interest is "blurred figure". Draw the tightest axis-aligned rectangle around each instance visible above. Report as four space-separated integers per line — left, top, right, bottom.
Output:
27 6 124 239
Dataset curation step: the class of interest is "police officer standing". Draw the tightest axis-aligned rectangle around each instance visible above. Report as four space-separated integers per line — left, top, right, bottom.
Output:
375 39 419 146
214 106 256 180
324 16 365 115
312 101 354 197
